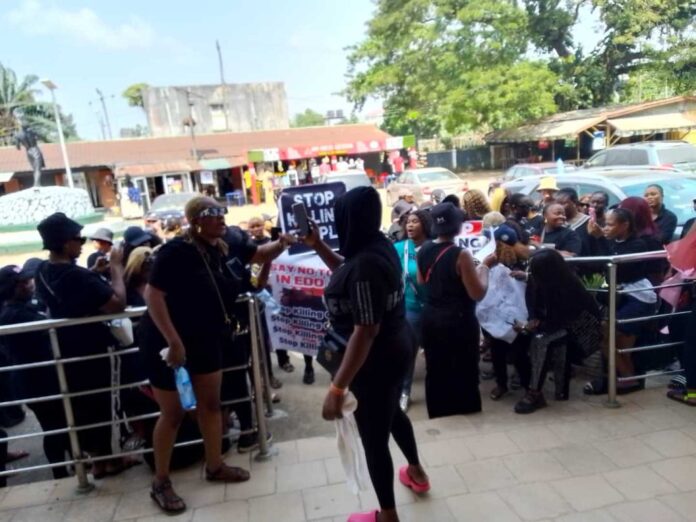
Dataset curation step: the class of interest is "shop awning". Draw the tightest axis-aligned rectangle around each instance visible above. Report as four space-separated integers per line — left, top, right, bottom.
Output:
608 112 696 137
486 116 602 143
199 158 232 170
114 161 201 178
0 172 14 183
247 135 416 162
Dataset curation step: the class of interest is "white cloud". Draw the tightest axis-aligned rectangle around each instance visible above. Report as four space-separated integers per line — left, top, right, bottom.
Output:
6 0 158 51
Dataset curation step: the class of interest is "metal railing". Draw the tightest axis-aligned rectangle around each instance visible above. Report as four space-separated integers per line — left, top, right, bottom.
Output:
567 251 692 407
0 294 273 493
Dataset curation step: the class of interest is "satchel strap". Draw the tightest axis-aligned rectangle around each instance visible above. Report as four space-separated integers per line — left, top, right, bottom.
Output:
425 244 456 283
196 248 233 325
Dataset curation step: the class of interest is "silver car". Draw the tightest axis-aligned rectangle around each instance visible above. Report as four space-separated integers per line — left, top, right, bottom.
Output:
502 167 696 237
317 170 372 192
386 167 468 205
584 141 696 174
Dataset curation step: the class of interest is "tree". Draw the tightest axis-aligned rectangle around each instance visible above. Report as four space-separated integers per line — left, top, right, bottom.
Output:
346 0 696 134
122 82 150 109
0 62 79 145
291 108 325 127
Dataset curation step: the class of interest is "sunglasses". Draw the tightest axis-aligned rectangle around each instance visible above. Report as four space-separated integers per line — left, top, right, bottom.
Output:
198 207 228 218
71 236 87 245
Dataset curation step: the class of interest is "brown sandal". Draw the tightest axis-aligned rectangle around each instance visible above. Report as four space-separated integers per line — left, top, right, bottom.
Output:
205 463 251 483
150 479 186 514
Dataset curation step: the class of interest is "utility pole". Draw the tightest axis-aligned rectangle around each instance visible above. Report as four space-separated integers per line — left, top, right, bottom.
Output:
95 88 113 140
88 101 107 140
216 39 230 131
185 88 199 159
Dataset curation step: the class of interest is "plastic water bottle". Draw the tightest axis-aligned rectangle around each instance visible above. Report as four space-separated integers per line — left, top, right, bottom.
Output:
257 289 281 317
175 367 196 410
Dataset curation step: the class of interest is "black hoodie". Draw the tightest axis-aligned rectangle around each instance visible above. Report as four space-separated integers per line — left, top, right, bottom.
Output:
323 187 408 350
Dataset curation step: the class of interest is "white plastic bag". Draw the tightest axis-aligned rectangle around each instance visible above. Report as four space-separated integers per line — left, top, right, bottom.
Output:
475 264 528 343
336 392 370 494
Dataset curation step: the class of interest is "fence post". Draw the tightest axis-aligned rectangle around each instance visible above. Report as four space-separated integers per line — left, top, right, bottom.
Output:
606 263 620 408
451 149 457 170
253 298 275 417
247 297 274 461
48 328 94 493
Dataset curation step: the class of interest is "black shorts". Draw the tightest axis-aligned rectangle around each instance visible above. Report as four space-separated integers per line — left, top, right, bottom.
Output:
138 317 225 391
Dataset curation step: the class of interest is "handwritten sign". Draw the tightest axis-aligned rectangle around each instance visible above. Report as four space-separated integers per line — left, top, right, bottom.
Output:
278 182 346 255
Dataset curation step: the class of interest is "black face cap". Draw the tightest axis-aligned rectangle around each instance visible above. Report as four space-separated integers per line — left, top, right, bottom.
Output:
37 213 83 251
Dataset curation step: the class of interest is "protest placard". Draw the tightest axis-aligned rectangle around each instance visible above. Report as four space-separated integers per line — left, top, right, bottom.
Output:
454 220 490 254
278 182 346 255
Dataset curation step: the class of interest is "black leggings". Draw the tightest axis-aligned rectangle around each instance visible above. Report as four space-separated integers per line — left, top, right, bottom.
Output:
28 400 72 479
490 335 531 390
351 366 420 511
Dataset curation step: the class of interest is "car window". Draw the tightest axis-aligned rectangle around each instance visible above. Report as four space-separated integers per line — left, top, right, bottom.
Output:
605 150 633 166
586 151 607 167
575 184 621 206
657 145 696 165
627 150 649 165
401 173 414 184
622 178 696 224
417 170 459 182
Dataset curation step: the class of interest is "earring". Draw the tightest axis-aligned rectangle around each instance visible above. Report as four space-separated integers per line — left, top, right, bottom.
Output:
196 225 202 234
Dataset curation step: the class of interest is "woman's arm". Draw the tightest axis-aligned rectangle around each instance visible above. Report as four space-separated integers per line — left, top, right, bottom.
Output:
144 285 186 367
100 246 127 313
255 261 272 289
251 234 295 264
322 324 379 420
456 249 494 301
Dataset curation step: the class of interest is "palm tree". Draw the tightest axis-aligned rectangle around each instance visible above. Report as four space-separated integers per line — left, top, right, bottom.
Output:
0 62 78 146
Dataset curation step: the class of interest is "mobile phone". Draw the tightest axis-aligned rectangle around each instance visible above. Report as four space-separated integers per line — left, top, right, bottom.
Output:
292 202 310 237
588 207 596 221
270 227 281 241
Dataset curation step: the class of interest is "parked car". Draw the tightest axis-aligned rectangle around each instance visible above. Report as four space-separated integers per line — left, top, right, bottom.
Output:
504 162 577 180
144 192 199 225
317 171 372 192
584 141 696 173
503 167 696 238
386 167 468 205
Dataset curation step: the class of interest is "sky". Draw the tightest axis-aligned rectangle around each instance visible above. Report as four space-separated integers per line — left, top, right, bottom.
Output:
1 0 603 142
1 0 377 141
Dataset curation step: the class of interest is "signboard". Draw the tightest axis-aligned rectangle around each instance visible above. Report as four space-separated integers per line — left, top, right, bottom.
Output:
454 220 490 254
592 131 606 150
200 170 214 184
278 182 346 255
264 252 331 356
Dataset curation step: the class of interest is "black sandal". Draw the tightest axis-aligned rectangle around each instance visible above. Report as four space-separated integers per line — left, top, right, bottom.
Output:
514 392 547 414
583 377 608 395
281 362 295 373
205 463 251 483
150 479 186 515
490 386 508 401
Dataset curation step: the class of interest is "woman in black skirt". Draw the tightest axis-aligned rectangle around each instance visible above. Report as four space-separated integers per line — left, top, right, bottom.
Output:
305 186 428 522
417 203 497 418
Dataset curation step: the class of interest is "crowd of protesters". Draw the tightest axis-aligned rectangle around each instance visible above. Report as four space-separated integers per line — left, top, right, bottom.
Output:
0 173 694 520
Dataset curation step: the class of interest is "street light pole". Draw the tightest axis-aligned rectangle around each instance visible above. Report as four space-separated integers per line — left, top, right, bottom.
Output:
41 79 74 189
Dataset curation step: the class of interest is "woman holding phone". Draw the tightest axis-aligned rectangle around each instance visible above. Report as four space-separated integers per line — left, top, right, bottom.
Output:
304 186 429 522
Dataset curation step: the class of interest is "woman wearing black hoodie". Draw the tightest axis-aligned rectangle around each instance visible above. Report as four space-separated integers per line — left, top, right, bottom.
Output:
304 186 428 522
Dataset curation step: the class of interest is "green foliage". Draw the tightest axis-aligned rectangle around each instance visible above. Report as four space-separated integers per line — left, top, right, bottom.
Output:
0 62 79 144
290 108 325 128
346 0 696 135
122 82 149 109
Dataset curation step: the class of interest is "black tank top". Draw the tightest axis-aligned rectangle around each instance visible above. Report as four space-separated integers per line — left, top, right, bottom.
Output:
417 241 475 313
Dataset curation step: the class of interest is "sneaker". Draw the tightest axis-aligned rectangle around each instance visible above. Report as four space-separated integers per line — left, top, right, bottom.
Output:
237 432 273 453
270 376 283 389
399 394 410 412
303 368 315 385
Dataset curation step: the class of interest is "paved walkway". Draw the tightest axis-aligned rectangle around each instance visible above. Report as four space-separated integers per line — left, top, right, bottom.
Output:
1 385 696 521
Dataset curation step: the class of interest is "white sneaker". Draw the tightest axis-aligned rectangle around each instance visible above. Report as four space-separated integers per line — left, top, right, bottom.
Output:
399 394 410 413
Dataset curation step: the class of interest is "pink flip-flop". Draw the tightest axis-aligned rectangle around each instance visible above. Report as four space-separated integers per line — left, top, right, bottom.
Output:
399 465 431 494
347 510 378 522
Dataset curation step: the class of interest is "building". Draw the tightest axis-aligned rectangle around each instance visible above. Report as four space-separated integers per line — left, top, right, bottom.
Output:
0 124 404 215
485 95 696 168
143 83 289 137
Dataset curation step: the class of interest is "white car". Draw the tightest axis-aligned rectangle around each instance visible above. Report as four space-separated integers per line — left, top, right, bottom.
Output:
386 167 468 205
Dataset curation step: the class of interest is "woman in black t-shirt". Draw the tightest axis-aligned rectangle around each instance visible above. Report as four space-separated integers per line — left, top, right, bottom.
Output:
140 197 256 514
536 203 582 256
416 203 496 418
305 187 428 522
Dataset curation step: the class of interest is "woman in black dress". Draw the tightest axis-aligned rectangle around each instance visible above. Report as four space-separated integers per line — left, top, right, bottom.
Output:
535 203 582 257
305 186 428 522
417 203 496 418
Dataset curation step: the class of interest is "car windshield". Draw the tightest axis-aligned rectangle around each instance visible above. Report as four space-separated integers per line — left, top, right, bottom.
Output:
151 193 196 211
417 170 459 182
542 165 576 174
657 146 696 165
622 178 696 224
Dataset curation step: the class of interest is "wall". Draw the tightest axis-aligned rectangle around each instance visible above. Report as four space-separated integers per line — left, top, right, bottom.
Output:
143 83 290 137
427 147 492 171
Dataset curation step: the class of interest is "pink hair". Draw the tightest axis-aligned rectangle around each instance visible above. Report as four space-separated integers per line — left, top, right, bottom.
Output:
618 197 659 238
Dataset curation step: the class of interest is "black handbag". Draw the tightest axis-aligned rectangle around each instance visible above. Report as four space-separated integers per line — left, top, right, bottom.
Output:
316 326 349 376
